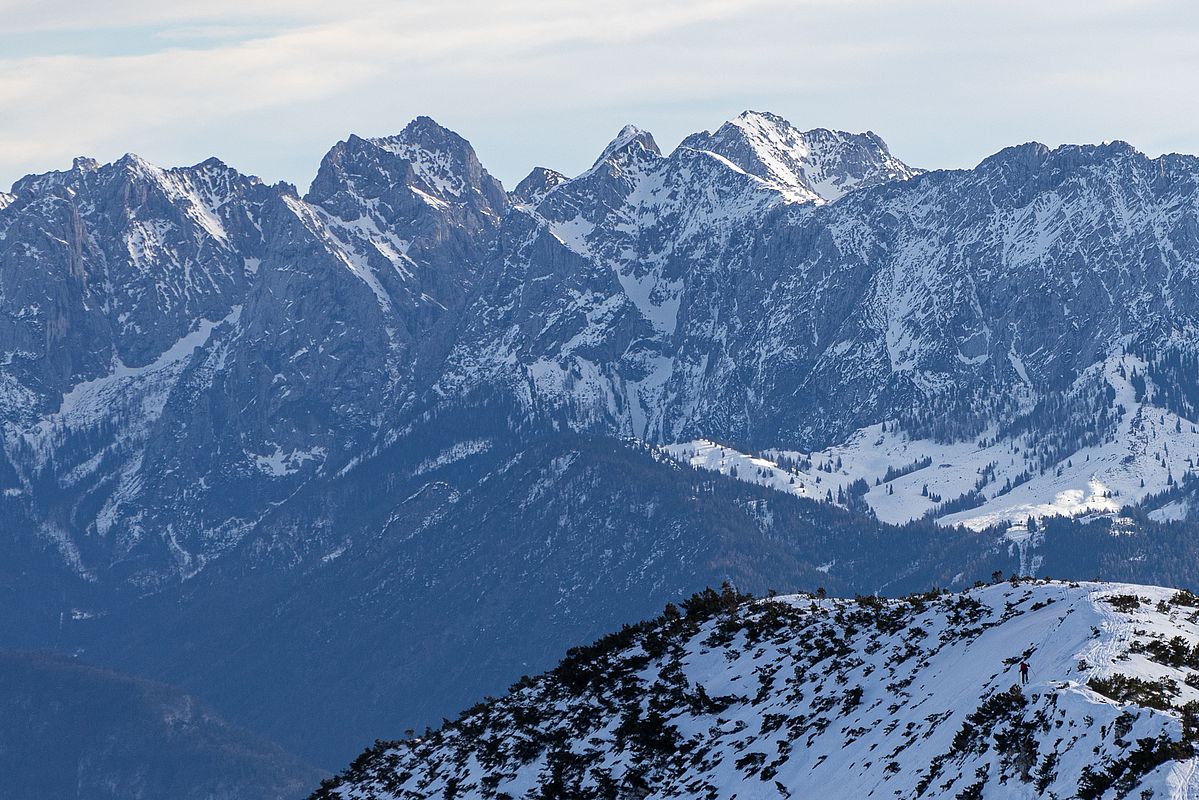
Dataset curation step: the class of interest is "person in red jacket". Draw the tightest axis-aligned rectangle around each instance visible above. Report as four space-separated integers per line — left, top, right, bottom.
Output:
1019 661 1030 685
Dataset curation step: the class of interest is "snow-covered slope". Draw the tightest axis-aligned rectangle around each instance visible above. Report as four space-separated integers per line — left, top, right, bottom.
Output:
315 580 1199 800
665 352 1199 532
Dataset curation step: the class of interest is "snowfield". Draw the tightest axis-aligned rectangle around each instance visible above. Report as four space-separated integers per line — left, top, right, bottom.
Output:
316 580 1199 800
663 352 1199 531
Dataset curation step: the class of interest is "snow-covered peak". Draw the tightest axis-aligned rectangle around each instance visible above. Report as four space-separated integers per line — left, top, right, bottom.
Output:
5 150 264 254
308 118 508 219
682 109 919 202
727 108 807 145
366 116 503 203
590 124 661 169
315 580 1199 800
113 151 158 176
186 155 251 181
168 158 266 222
10 155 102 196
380 115 465 154
512 165 568 206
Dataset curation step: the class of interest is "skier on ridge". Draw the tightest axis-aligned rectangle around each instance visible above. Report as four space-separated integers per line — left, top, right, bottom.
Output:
1019 661 1030 685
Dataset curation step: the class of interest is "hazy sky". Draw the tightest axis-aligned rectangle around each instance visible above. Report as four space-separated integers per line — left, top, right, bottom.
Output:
2 0 1197 192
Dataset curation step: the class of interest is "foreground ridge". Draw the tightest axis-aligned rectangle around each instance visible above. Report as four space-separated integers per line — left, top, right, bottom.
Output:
316 580 1199 799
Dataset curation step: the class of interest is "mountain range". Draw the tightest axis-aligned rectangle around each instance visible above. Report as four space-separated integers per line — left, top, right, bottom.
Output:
4 110 1199 790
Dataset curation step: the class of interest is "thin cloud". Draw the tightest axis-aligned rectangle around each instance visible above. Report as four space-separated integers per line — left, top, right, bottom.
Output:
0 0 1197 190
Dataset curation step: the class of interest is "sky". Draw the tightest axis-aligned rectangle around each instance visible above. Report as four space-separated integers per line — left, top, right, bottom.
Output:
2 0 1198 192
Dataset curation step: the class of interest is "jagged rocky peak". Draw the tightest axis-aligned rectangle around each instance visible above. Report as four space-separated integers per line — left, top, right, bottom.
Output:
9 153 105 197
110 151 227 199
681 109 919 202
72 155 101 172
315 580 1199 799
958 138 1199 221
590 123 662 171
306 116 508 218
528 124 666 224
181 155 265 193
0 150 271 288
512 166 567 205
0 147 273 387
113 151 160 174
974 139 1165 184
8 149 264 219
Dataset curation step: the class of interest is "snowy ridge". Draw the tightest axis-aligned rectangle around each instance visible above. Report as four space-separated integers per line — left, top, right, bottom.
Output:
124 155 236 245
682 110 922 203
315 580 1199 800
411 438 492 477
